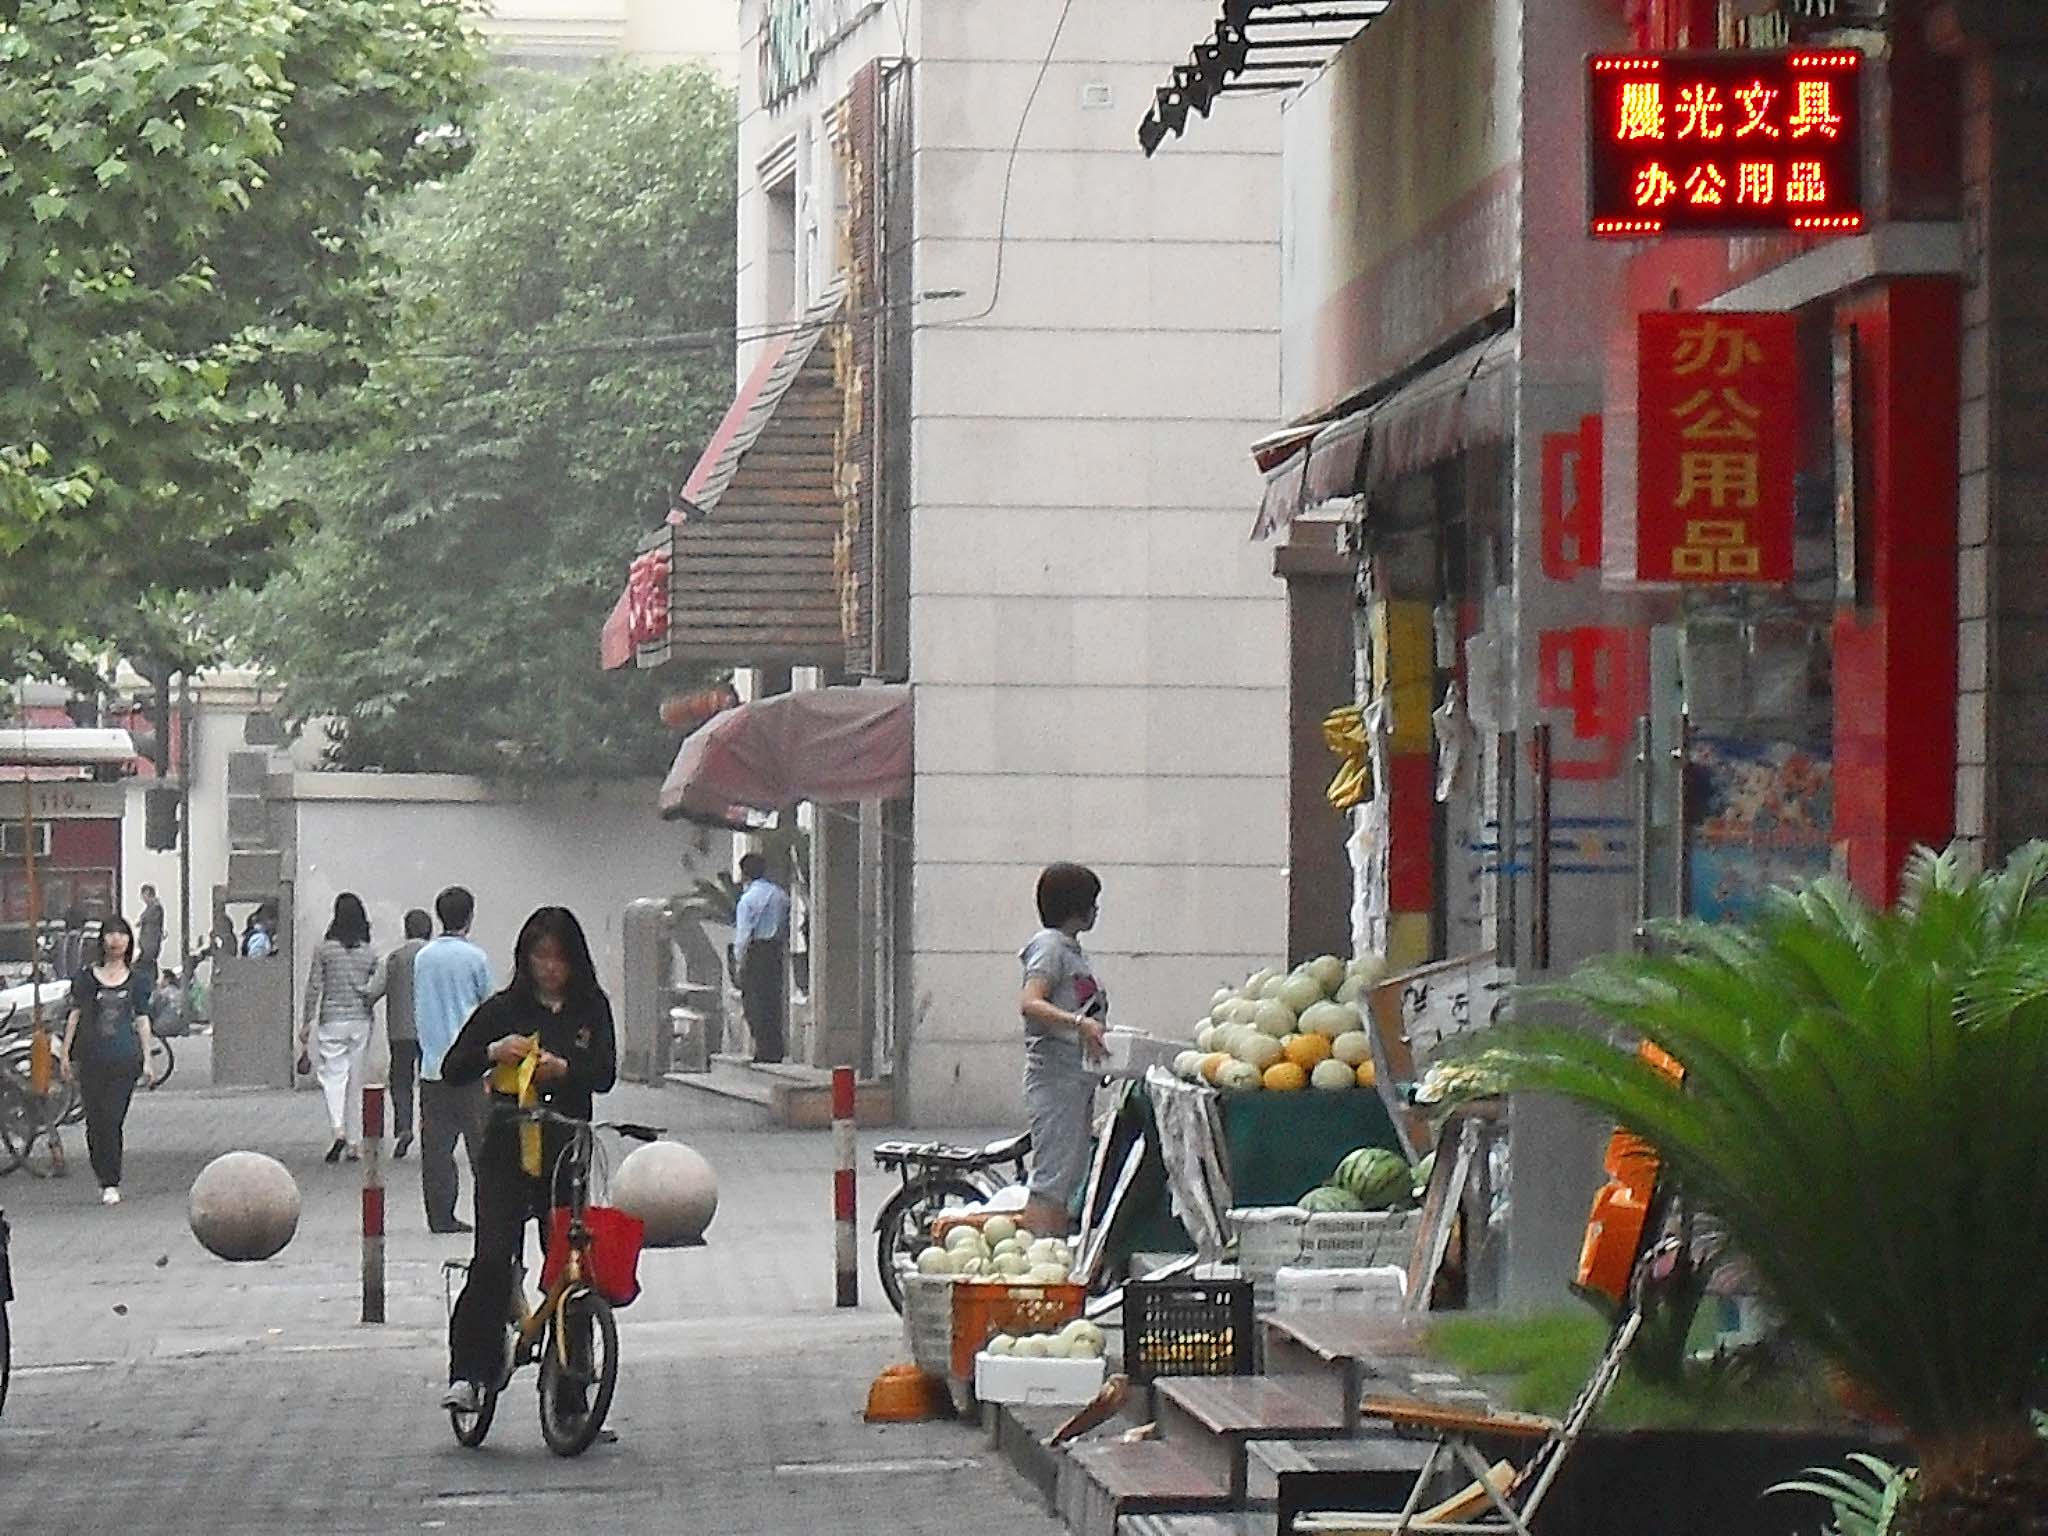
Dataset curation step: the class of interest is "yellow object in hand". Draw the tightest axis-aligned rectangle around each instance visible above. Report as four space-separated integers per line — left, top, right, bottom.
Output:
490 1037 544 1176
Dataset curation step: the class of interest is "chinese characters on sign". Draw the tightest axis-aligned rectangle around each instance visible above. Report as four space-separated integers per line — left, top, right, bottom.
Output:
1587 50 1863 237
1637 312 1799 584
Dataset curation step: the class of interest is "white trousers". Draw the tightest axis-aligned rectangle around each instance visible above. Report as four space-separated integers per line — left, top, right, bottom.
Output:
315 1024 370 1143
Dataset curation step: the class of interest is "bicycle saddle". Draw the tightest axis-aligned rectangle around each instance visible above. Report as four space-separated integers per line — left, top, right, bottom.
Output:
980 1132 1031 1162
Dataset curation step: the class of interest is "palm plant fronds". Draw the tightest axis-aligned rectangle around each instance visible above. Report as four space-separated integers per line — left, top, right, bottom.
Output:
1769 1453 1914 1536
1478 842 2048 1469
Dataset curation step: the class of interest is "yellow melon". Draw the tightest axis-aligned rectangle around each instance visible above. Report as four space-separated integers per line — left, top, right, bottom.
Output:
1282 1033 1332 1071
1262 1061 1309 1093
1355 1059 1378 1088
1198 1051 1232 1083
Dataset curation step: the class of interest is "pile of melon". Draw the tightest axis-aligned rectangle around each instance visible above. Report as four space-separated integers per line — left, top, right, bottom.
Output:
1297 1146 1431 1212
913 1215 1074 1283
1171 953 1388 1094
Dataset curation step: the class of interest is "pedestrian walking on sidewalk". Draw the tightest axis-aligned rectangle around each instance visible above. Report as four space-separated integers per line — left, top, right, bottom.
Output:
136 885 164 973
413 887 492 1234
1017 863 1108 1238
56 916 156 1206
440 905 617 1412
299 894 379 1164
367 909 432 1159
732 852 791 1064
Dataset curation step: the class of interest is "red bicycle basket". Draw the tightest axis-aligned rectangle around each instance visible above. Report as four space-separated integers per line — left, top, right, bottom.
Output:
542 1205 646 1307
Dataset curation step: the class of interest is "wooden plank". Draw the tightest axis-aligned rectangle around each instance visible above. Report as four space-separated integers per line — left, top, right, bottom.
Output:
675 600 844 620
1358 1397 1554 1440
679 521 840 541
670 575 839 596
675 537 837 558
668 555 837 575
715 490 843 508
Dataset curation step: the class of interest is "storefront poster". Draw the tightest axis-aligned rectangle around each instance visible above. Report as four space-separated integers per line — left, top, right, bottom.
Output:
1687 735 1832 922
1638 312 1800 583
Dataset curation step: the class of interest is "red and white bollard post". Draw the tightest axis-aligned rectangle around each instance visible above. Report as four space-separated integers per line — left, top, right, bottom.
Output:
362 1083 385 1325
832 1066 858 1308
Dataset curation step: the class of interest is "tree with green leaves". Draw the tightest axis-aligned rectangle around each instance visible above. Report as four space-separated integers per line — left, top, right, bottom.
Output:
0 0 483 682
1483 845 2048 1534
224 66 737 779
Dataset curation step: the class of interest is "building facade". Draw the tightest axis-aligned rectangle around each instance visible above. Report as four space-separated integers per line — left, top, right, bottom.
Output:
613 0 1291 1123
1144 0 2001 1300
467 0 737 74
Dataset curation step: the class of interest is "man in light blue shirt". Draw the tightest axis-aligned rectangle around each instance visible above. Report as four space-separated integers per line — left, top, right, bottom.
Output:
412 885 493 1233
732 853 791 1064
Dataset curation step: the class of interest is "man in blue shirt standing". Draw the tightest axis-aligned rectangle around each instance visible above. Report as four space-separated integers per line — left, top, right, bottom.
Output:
412 886 493 1233
732 853 791 1064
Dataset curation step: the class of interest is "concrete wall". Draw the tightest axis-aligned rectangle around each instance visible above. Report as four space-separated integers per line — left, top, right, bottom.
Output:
903 1 1288 1123
283 775 724 1008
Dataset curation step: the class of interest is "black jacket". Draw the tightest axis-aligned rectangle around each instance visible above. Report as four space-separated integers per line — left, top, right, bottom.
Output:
440 987 618 1143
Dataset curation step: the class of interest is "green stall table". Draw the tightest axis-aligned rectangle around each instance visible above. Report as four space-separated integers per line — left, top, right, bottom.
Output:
1094 1076 1406 1270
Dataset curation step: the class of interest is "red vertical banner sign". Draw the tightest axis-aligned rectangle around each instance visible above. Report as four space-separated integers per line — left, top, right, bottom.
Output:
1637 311 1799 583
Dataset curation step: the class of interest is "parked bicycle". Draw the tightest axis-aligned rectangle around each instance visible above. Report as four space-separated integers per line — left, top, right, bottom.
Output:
872 1131 1031 1315
443 1107 662 1457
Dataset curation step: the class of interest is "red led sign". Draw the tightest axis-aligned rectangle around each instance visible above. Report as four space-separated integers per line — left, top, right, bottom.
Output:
1588 50 1863 239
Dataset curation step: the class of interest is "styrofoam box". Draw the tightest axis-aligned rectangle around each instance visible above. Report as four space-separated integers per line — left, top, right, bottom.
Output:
1301 1210 1420 1268
1231 1206 1309 1271
1099 1028 1181 1081
1273 1265 1408 1315
974 1351 1108 1405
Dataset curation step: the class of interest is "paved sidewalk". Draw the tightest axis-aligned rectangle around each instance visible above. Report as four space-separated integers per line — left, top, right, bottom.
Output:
0 1038 1058 1536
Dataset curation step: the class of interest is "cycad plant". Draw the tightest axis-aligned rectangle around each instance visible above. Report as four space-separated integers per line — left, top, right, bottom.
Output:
1483 844 2048 1533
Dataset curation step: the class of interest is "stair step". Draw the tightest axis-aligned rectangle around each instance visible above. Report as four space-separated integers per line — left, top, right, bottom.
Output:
1118 1514 1271 1536
988 1401 1075 1504
1248 1435 1437 1504
1157 1375 1349 1439
1263 1314 1429 1374
1059 1439 1233 1536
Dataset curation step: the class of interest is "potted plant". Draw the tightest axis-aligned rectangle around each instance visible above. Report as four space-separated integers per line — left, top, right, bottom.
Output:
1479 844 2048 1534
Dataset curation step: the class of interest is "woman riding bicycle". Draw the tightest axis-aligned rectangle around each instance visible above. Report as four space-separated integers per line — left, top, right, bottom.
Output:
439 906 617 1413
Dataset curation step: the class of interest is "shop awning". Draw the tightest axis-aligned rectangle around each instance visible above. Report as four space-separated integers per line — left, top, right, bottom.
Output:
601 278 850 672
659 684 913 824
1248 326 1516 541
1139 1 1389 156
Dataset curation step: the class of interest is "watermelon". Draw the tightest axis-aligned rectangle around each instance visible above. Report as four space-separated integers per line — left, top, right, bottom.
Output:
1331 1147 1411 1210
1411 1152 1437 1199
1299 1184 1366 1214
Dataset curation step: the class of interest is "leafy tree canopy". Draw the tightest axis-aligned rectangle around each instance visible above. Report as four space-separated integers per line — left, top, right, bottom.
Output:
224 65 737 779
0 0 484 681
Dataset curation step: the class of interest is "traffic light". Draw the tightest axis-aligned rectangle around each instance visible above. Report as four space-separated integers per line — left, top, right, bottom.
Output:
145 786 180 852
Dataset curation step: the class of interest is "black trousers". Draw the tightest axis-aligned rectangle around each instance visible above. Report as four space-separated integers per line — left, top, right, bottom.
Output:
418 1078 483 1229
77 1059 138 1189
740 940 787 1063
388 1040 419 1141
448 1122 576 1386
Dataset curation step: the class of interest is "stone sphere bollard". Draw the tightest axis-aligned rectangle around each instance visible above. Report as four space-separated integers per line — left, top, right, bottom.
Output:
612 1140 717 1247
189 1150 301 1262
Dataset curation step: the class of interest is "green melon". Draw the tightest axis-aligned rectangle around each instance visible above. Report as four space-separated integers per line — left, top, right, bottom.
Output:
1299 1184 1367 1214
1332 1147 1411 1209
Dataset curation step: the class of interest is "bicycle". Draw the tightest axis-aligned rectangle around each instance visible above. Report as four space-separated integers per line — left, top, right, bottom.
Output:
443 1107 662 1457
871 1131 1031 1315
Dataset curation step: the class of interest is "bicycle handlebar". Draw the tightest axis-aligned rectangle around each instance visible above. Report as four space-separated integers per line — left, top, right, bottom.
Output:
507 1103 665 1142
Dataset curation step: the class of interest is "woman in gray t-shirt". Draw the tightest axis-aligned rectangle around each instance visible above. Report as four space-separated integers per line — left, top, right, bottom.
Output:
1018 862 1109 1236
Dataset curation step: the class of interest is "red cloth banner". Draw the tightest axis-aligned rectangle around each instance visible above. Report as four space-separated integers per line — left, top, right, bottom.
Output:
1636 311 1799 584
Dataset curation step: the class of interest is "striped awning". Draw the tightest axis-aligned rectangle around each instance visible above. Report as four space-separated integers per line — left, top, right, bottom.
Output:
602 278 849 671
1248 326 1517 541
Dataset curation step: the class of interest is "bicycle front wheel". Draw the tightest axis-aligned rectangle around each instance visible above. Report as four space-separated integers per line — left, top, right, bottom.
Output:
146 1036 174 1091
538 1288 618 1457
449 1384 498 1448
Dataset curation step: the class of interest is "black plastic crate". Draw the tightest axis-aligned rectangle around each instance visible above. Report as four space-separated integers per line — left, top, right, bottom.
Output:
1124 1276 1254 1385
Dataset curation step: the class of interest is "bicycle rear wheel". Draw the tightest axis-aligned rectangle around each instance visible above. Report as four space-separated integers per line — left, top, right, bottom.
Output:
874 1174 987 1316
537 1288 618 1457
